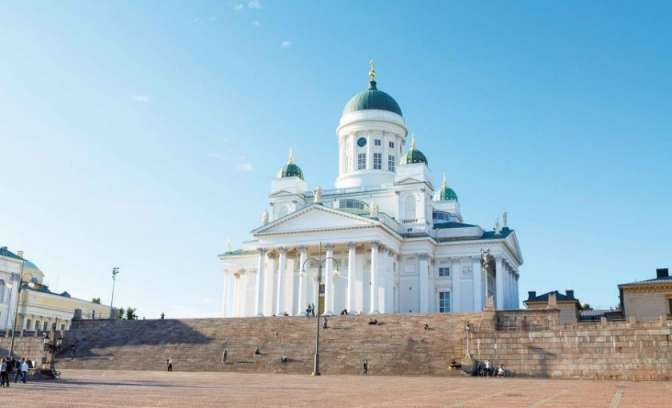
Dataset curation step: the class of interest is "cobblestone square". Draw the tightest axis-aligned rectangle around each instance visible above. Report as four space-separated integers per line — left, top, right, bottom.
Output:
0 370 669 407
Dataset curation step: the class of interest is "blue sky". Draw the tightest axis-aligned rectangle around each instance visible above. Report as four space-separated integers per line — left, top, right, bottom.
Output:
1 1 670 317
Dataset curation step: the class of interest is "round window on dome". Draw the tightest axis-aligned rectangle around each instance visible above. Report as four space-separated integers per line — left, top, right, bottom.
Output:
357 137 367 147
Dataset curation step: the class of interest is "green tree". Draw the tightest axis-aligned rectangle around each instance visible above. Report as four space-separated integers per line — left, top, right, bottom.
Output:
91 297 101 304
125 307 138 320
580 303 593 311
118 307 125 319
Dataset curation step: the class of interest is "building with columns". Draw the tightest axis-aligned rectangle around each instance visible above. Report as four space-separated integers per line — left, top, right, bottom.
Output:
219 65 523 317
0 246 111 331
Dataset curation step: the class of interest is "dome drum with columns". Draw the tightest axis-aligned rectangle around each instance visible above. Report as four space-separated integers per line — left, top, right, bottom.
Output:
219 64 523 317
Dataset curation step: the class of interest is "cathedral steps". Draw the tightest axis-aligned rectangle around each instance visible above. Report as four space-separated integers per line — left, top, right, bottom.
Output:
56 311 672 380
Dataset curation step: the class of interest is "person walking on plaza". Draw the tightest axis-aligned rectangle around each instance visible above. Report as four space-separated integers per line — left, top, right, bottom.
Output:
0 358 9 387
362 359 368 376
166 358 173 372
19 359 28 383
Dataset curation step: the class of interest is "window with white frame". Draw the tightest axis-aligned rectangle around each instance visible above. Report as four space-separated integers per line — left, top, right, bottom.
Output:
373 153 382 169
374 139 381 146
438 267 450 277
357 153 367 170
388 155 395 171
439 291 451 313
389 141 394 148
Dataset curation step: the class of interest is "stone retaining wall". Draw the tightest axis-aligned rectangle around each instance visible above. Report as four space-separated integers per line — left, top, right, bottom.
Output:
51 311 672 380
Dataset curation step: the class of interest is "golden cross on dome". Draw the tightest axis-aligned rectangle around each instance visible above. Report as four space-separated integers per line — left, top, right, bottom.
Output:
368 59 376 82
288 147 294 164
410 134 417 150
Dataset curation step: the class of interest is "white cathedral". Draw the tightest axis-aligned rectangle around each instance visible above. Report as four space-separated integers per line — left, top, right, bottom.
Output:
220 65 523 317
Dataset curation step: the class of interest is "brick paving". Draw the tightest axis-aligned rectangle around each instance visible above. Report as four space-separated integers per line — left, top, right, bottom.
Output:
0 370 668 407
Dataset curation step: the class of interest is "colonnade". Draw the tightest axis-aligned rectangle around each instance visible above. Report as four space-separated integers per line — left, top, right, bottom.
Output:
254 242 396 316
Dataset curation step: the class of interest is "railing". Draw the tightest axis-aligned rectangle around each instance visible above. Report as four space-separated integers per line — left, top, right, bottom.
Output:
401 219 418 224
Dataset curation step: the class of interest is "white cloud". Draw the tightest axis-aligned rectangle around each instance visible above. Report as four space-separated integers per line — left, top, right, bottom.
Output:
192 17 201 23
248 0 262 9
237 162 254 172
280 40 292 48
233 3 244 10
252 20 260 27
132 95 151 103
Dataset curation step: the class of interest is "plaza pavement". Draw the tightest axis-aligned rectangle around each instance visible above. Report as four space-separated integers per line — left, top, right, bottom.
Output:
0 369 669 407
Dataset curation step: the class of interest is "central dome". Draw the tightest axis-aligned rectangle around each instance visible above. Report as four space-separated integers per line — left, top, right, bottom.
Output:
343 80 403 117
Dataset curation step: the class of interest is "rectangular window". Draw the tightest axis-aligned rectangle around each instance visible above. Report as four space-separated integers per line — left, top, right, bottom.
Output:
439 291 451 313
669 298 672 315
373 153 382 169
374 139 381 146
439 267 450 277
389 141 394 148
388 155 395 172
357 153 366 170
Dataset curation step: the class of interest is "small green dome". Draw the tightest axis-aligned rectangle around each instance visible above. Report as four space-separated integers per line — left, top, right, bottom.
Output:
343 80 403 117
435 174 458 201
281 163 303 179
437 186 458 201
400 136 428 165
279 148 303 179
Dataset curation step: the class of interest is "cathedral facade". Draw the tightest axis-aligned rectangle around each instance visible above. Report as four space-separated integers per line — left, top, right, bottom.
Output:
219 66 523 317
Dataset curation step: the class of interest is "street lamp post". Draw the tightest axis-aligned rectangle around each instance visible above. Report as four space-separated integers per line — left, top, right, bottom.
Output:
300 243 340 376
110 267 119 319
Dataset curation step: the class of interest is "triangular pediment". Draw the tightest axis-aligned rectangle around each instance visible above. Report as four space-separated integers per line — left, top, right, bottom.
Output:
253 205 379 236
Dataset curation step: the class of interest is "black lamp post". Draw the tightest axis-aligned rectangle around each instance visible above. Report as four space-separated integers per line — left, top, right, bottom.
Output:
300 242 341 376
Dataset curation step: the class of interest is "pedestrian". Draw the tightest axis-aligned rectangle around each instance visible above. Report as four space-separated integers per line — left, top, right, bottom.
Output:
305 304 311 318
362 359 368 376
0 358 9 387
13 358 21 383
311 303 316 317
161 313 165 320
166 358 173 372
19 358 28 383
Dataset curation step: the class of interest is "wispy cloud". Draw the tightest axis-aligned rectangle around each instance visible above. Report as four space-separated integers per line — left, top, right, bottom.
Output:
132 95 151 103
233 3 244 11
248 0 262 9
280 40 292 48
237 162 254 172
252 20 260 27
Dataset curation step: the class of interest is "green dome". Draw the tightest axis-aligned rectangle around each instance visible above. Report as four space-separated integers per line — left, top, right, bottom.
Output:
400 137 428 165
437 186 458 201
343 80 403 117
435 174 458 201
281 163 303 180
280 149 304 180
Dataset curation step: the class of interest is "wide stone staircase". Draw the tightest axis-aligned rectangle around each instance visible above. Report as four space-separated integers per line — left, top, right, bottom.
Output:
57 313 487 375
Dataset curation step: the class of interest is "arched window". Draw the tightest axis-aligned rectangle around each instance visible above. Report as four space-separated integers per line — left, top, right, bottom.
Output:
0 280 5 303
404 195 416 222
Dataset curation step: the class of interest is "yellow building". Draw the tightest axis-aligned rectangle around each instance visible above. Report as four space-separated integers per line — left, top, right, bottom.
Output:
0 246 112 332
619 268 672 321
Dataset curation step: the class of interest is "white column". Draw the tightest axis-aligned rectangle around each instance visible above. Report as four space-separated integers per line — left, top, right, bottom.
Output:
369 244 379 313
275 248 287 315
496 257 505 310
255 249 266 316
296 247 307 315
233 273 241 317
473 258 482 312
264 255 276 315
324 245 334 315
451 260 460 312
418 256 429 313
346 243 356 313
